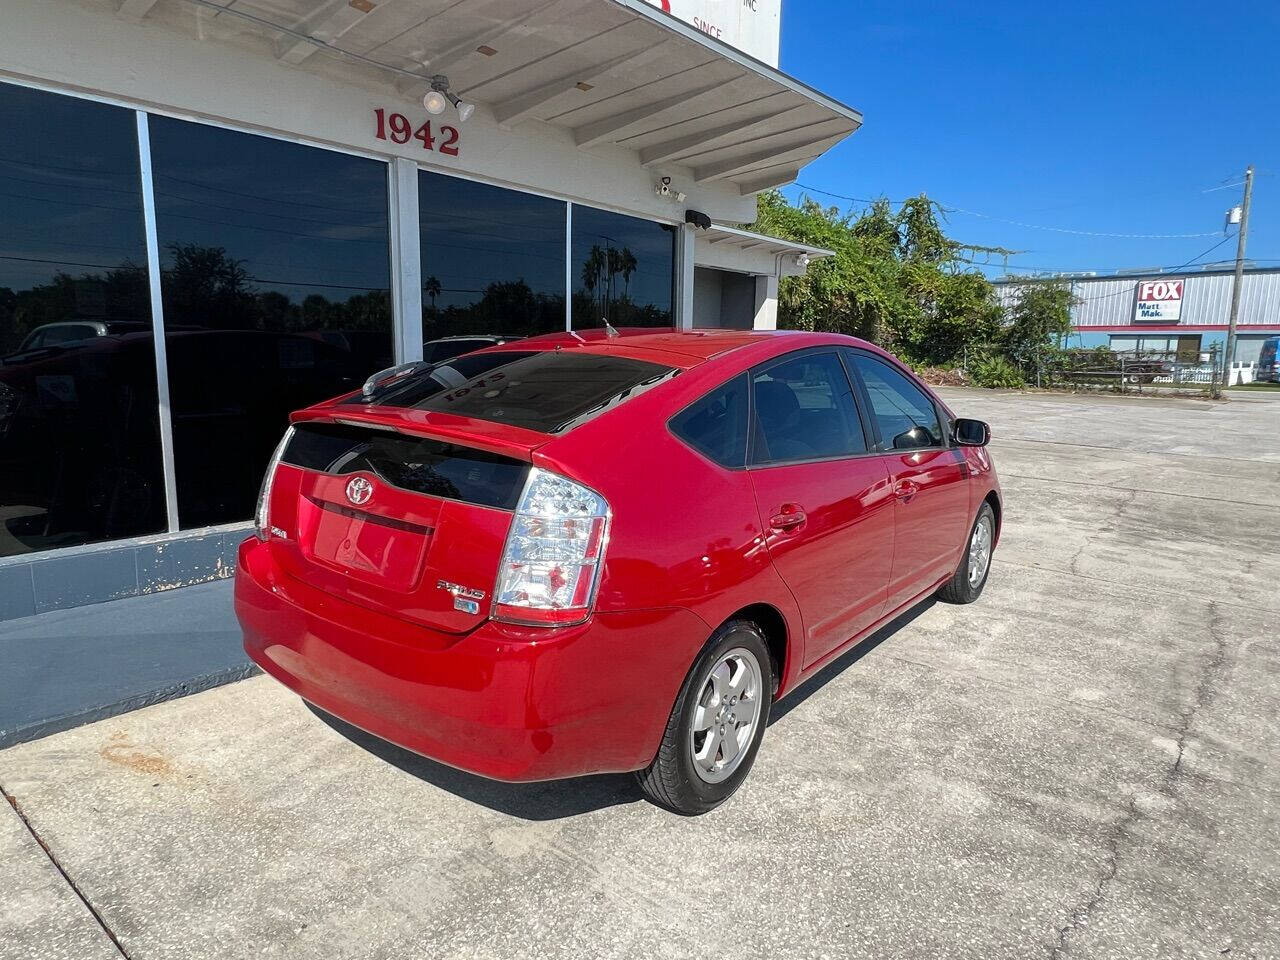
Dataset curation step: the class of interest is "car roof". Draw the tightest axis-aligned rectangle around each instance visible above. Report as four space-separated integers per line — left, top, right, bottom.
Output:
480 327 871 369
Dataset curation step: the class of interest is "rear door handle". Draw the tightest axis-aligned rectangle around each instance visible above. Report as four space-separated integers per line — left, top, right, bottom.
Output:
769 504 807 531
895 480 920 502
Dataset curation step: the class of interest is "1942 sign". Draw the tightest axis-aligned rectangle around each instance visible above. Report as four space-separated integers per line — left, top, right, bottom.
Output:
373 108 460 157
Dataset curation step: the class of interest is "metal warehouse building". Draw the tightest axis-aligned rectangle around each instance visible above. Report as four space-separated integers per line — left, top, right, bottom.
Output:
0 0 859 618
995 265 1280 365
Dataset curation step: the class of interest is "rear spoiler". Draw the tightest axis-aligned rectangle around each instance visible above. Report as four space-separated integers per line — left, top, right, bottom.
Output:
291 405 548 462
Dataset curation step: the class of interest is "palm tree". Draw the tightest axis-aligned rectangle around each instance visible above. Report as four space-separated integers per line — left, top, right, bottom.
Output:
580 245 608 321
619 248 637 306
424 275 442 320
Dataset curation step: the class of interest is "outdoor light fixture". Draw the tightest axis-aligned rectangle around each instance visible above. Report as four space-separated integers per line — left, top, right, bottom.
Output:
794 253 811 269
423 75 475 122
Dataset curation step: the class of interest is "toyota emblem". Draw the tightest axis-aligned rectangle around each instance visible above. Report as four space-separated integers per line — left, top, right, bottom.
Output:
345 476 374 506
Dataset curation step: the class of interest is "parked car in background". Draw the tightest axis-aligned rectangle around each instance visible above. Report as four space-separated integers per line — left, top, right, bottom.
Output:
1258 337 1279 384
8 321 149 358
237 329 1002 814
422 334 523 364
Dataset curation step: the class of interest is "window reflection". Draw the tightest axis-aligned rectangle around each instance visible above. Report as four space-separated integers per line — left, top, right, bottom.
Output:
149 117 393 528
419 171 566 343
571 206 675 329
0 82 165 556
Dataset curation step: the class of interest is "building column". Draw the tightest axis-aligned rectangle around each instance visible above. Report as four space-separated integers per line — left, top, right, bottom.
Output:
388 157 422 363
753 274 779 330
675 223 696 330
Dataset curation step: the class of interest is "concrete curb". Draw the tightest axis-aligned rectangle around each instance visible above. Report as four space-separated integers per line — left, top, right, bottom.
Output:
0 663 261 751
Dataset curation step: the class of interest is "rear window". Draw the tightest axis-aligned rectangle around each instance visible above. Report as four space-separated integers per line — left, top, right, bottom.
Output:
283 422 529 510
350 350 678 434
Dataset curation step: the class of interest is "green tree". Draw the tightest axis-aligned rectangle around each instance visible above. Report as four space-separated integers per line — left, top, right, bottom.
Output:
750 190 1001 367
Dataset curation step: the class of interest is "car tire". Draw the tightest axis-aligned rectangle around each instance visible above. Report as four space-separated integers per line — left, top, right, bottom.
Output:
937 502 996 605
636 620 773 816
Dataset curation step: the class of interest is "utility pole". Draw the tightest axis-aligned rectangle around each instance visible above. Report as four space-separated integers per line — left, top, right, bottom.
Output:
1223 165 1254 390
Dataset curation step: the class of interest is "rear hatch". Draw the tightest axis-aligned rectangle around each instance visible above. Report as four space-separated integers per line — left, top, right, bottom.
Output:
262 346 682 633
266 419 533 634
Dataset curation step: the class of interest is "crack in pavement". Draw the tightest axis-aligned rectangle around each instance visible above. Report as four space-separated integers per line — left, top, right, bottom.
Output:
1 780 131 959
1047 601 1231 958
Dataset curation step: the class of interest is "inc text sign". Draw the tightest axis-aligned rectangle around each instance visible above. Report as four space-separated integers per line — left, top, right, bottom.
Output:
645 0 781 67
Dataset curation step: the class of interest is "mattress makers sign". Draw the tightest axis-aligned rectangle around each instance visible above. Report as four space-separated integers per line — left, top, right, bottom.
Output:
645 0 781 67
1134 278 1185 323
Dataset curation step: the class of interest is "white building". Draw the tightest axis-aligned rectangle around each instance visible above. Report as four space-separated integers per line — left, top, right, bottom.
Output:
0 0 858 615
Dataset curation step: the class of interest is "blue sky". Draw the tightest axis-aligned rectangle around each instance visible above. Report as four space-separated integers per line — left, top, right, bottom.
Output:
777 1 1280 278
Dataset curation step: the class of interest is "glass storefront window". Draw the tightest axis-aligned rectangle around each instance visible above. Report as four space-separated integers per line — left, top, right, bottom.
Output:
571 206 675 329
0 83 166 556
148 118 393 528
419 171 566 343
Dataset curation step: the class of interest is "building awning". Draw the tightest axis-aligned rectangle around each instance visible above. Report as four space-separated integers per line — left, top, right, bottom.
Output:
134 0 862 195
701 223 835 272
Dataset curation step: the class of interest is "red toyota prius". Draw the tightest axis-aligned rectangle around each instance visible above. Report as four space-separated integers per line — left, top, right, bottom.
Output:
236 329 1001 814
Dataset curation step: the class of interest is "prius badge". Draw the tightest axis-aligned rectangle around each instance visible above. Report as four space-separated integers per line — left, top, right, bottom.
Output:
438 579 485 615
345 476 374 506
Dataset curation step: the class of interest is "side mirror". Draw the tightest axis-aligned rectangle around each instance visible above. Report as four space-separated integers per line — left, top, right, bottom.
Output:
953 418 990 447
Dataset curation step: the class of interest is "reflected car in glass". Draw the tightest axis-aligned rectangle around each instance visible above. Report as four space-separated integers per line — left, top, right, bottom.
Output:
422 335 522 364
236 329 1002 814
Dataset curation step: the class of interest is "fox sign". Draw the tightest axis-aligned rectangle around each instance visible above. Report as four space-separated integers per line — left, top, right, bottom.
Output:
1134 278 1185 323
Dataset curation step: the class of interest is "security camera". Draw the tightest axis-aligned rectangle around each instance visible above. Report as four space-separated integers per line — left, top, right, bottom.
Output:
655 176 673 197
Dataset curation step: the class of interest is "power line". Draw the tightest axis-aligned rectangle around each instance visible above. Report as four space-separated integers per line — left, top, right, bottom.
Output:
998 233 1239 305
791 182 1220 240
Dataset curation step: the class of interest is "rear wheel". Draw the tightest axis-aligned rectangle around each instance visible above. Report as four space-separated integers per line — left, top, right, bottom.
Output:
937 502 996 604
636 620 772 815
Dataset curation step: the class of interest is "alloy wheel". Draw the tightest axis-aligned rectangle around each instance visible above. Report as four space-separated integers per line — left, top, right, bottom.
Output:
689 647 763 784
968 515 993 588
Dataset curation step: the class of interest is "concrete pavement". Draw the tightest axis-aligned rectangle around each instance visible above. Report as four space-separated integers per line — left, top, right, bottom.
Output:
2 388 1277 960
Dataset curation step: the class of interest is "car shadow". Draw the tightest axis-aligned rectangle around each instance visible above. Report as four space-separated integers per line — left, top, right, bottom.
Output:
306 702 641 821
769 597 936 724
306 596 936 821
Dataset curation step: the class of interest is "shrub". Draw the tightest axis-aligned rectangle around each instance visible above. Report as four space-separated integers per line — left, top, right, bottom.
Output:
969 353 1026 389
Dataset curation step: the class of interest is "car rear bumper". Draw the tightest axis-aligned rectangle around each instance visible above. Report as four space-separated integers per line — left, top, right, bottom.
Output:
235 537 706 782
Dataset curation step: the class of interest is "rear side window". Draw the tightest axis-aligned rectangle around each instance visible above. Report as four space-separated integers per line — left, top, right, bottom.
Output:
848 352 944 450
283 422 529 510
670 374 748 468
351 350 677 435
750 351 866 464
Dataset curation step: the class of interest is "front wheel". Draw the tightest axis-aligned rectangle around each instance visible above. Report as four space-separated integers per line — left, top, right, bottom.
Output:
636 620 772 815
937 502 996 604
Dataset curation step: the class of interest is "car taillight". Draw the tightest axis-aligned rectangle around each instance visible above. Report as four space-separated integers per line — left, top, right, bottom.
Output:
253 427 294 541
493 467 610 626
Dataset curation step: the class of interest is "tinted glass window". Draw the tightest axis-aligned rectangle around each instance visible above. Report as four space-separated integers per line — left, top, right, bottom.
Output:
670 374 748 468
572 206 675 329
357 350 676 434
149 117 393 528
849 353 944 450
419 172 565 342
284 422 529 510
0 82 166 556
422 338 500 364
750 352 865 464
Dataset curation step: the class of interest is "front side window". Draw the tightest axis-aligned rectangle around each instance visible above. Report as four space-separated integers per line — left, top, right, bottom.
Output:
750 352 866 465
0 81 166 556
848 352 944 451
572 206 675 329
670 374 749 468
148 117 394 528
